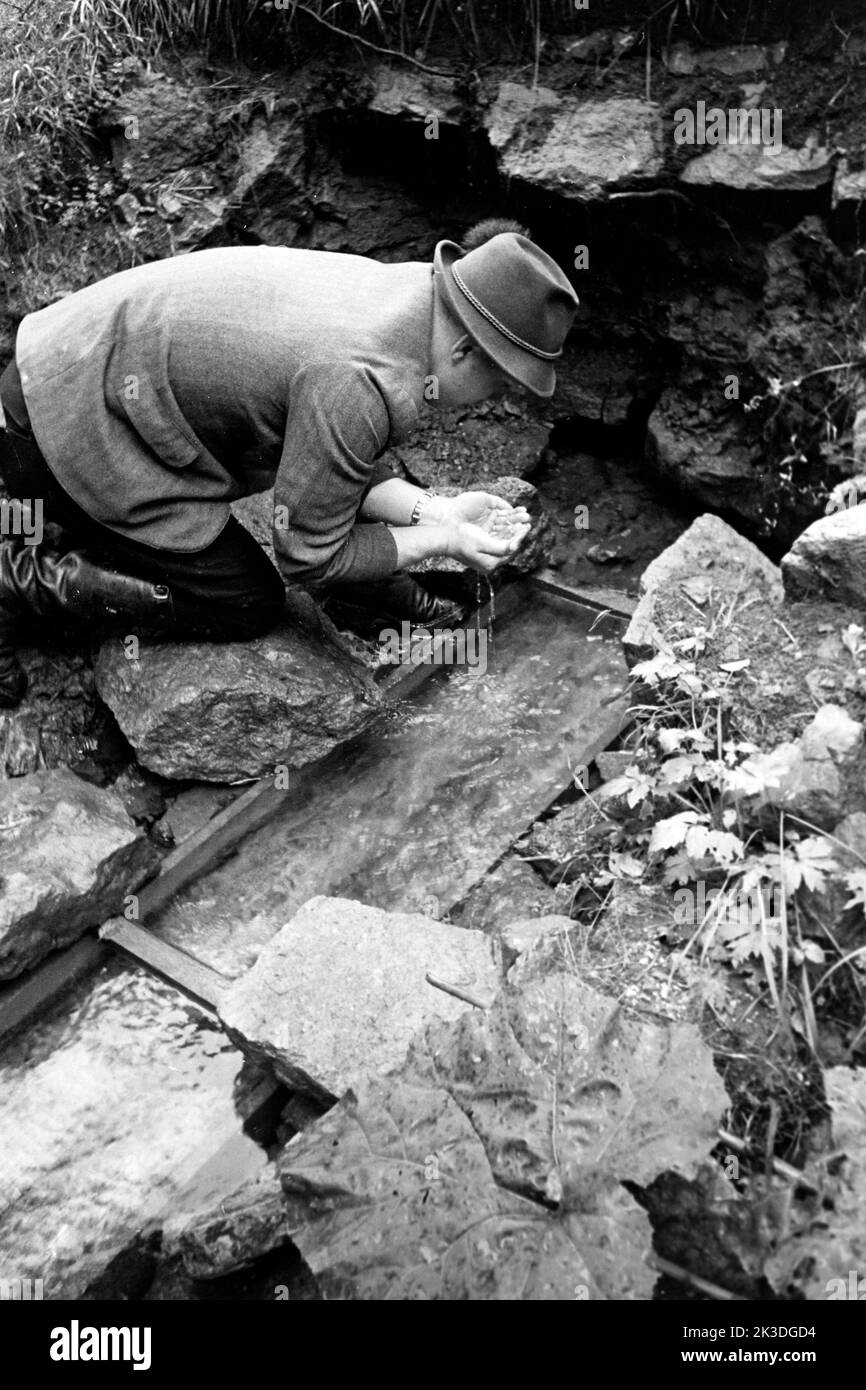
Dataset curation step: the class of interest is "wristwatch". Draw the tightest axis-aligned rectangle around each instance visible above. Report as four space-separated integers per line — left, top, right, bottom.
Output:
409 490 437 525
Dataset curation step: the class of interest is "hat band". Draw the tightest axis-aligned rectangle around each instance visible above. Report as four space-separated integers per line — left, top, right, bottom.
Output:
451 262 563 362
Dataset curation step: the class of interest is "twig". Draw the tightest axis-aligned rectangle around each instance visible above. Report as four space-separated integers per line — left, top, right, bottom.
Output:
425 973 486 1009
771 616 798 647
650 1255 746 1301
786 814 866 868
717 1128 816 1191
291 4 454 76
607 188 692 203
595 0 679 84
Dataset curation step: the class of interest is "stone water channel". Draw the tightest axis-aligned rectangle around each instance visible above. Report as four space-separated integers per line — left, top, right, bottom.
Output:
0 586 628 1300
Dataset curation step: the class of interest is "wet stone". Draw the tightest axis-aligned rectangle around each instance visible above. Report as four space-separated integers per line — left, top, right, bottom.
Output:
156 784 237 848
0 768 159 980
162 1164 290 1280
218 896 501 1103
94 626 383 782
452 855 561 933
0 960 249 1299
110 766 168 826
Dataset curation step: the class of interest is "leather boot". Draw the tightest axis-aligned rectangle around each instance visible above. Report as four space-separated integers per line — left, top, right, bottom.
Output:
320 572 469 639
0 541 175 708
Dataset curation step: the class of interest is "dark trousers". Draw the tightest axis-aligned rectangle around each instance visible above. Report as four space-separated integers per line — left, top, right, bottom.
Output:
0 415 286 642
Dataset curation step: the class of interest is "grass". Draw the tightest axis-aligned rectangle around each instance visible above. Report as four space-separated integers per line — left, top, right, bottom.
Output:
0 0 146 242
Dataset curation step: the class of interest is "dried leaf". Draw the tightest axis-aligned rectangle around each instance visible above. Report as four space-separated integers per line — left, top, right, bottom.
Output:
276 967 726 1302
279 1074 653 1300
413 970 727 1200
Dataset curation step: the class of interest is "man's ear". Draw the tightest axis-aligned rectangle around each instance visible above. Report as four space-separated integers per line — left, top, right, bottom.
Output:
450 333 476 365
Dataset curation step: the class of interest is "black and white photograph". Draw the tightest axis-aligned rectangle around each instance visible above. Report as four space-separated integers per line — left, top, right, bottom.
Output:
0 0 864 1344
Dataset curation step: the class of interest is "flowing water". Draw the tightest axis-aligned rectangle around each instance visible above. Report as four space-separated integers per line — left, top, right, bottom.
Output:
150 592 627 978
0 961 265 1299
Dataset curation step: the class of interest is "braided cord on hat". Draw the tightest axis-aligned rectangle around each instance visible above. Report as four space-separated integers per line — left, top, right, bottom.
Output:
451 262 563 361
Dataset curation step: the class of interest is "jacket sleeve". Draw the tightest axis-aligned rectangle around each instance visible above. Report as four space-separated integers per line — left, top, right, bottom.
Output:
360 456 400 501
273 362 399 586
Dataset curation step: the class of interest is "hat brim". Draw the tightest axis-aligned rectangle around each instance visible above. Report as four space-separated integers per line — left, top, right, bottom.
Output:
433 239 557 400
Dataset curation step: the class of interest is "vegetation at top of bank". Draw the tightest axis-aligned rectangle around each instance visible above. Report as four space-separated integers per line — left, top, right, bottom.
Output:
0 0 860 245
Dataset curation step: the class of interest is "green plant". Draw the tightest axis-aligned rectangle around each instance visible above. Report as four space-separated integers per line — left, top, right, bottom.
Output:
575 645 866 1056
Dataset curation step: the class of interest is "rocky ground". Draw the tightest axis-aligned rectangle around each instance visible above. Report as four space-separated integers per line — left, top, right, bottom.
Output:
2 4 866 1303
126 507 866 1303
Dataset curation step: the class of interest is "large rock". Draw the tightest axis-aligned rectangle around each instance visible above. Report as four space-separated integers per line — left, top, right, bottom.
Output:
0 650 126 783
387 398 549 490
680 142 834 193
782 507 866 608
226 107 310 247
553 338 662 427
664 42 779 75
741 704 862 830
623 514 783 664
102 73 218 184
485 84 664 197
95 627 382 782
366 64 462 125
218 896 501 1102
0 769 159 980
646 385 763 523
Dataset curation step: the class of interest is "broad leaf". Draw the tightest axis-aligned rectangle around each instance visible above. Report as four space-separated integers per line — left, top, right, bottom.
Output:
658 753 708 787
649 811 702 855
278 1074 654 1300
411 970 728 1201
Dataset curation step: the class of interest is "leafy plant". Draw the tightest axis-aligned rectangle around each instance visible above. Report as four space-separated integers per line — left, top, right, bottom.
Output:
569 643 866 1053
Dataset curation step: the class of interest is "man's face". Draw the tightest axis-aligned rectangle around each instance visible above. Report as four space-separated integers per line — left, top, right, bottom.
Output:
429 296 512 409
435 337 510 409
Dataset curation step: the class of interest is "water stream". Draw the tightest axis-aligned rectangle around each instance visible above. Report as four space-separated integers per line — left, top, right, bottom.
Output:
151 592 626 978
0 960 262 1298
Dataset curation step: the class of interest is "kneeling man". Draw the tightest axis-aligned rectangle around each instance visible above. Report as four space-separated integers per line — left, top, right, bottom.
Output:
0 222 578 705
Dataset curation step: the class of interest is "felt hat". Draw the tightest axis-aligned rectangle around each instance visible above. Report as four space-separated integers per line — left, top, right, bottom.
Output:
433 232 579 398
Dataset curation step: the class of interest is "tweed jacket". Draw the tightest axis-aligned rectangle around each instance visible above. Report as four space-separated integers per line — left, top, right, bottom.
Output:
15 245 436 584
